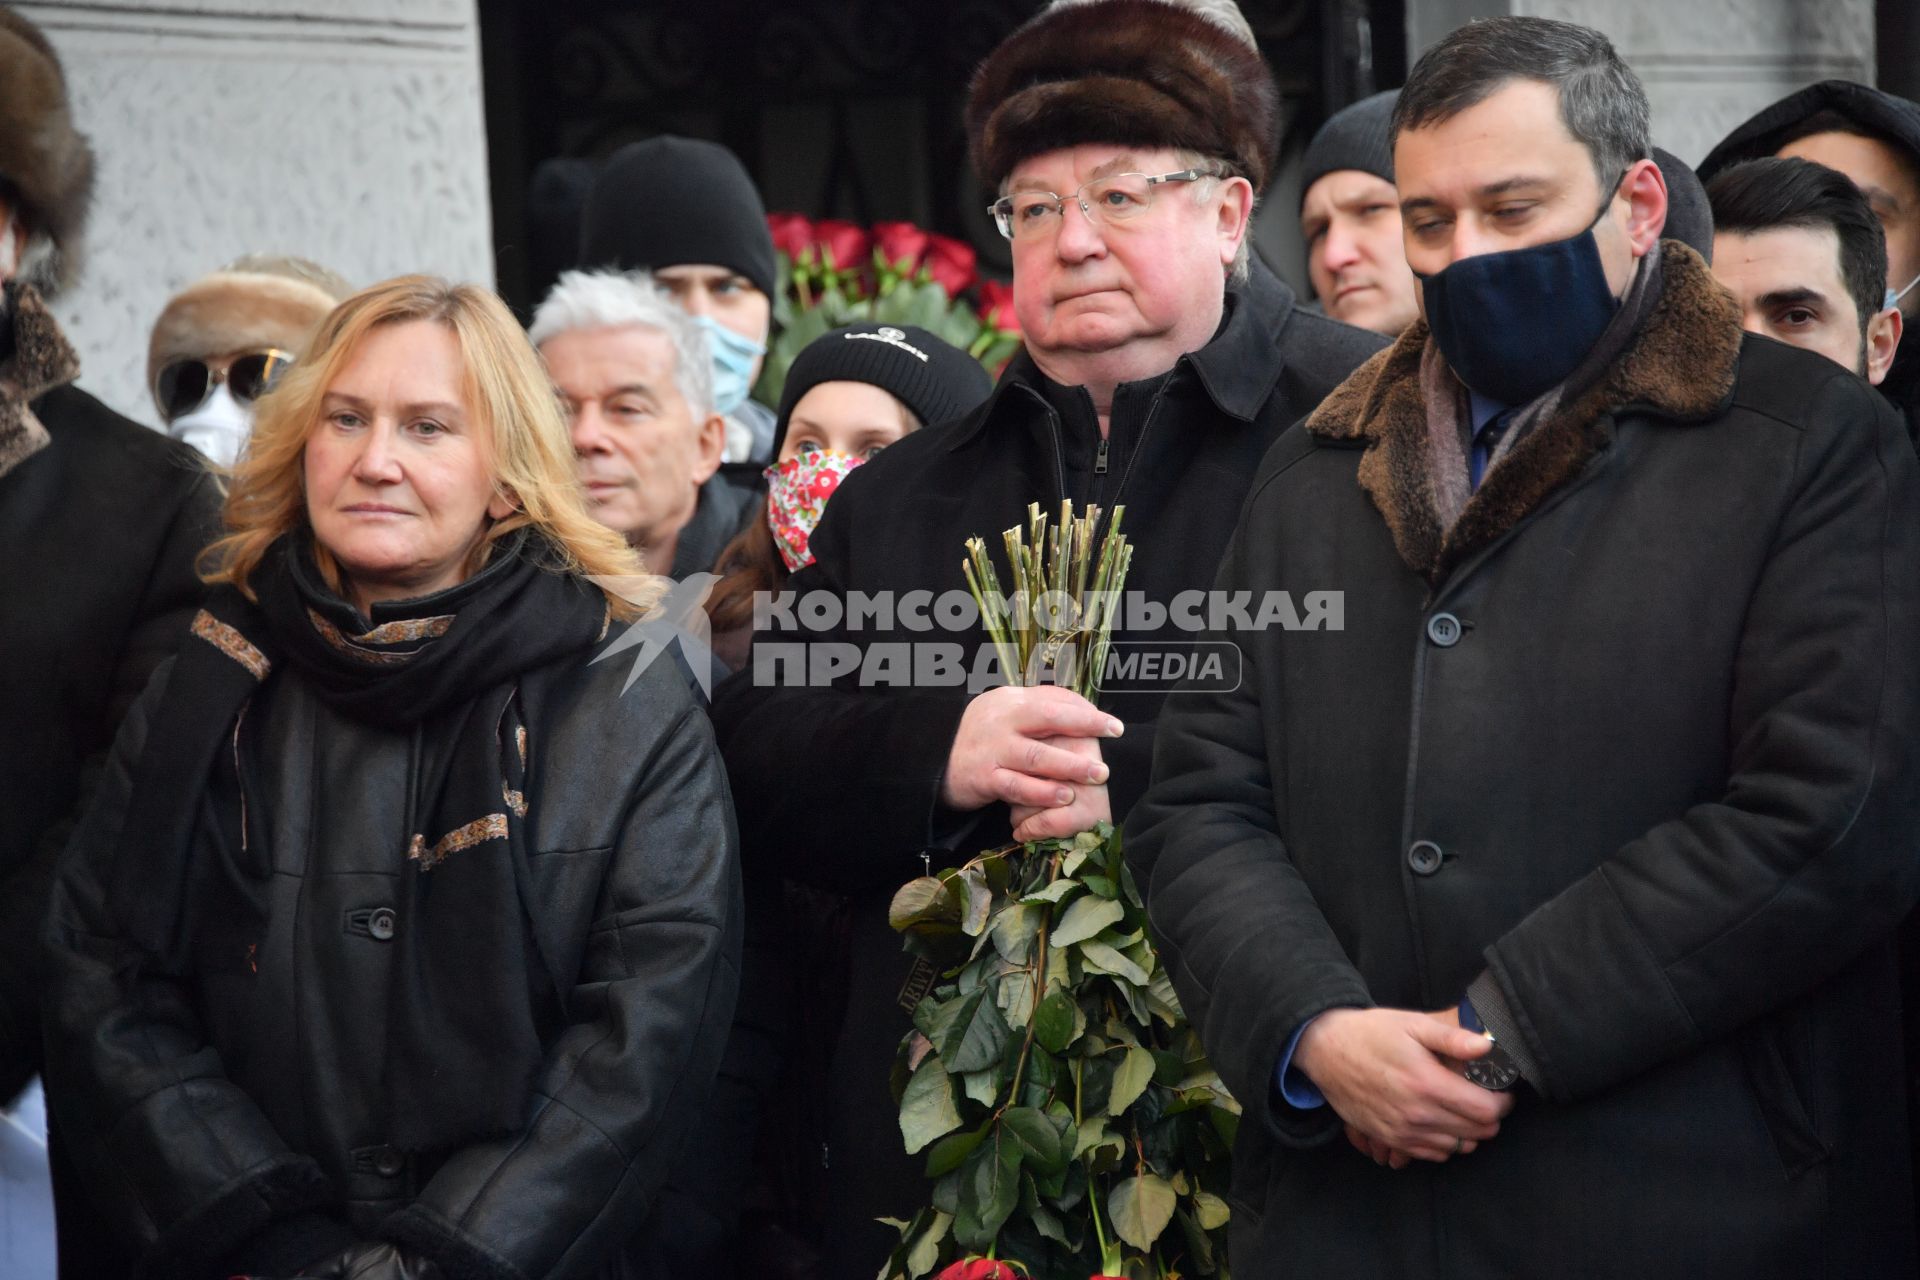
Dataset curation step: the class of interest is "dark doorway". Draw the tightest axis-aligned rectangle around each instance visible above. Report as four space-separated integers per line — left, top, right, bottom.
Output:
479 0 1406 313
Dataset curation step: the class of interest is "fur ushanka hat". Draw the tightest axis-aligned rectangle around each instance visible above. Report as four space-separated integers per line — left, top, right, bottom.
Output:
147 256 351 416
0 8 96 294
965 0 1280 194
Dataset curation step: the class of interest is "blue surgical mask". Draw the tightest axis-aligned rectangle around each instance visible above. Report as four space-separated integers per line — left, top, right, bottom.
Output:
694 314 766 416
1884 271 1920 312
1419 200 1621 406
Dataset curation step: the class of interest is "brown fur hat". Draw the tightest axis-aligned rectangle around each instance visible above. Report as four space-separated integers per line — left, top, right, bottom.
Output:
147 256 351 414
0 8 94 294
966 0 1279 194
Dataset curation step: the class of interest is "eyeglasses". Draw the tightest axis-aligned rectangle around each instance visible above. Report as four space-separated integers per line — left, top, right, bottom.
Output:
989 169 1211 241
154 349 297 420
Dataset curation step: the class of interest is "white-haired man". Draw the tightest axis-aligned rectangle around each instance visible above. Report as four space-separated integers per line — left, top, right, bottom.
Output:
531 270 753 579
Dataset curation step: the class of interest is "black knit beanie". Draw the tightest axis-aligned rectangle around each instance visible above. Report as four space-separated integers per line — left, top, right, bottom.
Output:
1653 147 1713 264
773 325 993 456
577 136 778 299
1300 89 1399 201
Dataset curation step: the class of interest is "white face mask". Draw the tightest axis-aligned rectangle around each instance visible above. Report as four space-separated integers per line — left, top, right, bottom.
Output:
1884 271 1920 312
166 383 254 466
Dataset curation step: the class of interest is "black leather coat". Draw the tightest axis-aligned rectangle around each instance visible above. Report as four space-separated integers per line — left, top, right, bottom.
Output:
44 645 742 1280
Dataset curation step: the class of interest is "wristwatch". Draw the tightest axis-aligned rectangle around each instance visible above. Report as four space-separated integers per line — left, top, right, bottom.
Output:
1457 998 1521 1091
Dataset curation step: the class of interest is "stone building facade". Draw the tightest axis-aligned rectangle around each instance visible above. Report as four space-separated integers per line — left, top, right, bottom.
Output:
18 0 492 428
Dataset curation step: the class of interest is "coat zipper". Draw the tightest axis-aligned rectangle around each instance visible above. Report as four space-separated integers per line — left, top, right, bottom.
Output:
1037 376 1168 514
1104 377 1173 513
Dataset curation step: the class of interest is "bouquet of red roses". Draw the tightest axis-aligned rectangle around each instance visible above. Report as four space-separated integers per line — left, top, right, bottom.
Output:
757 214 1023 407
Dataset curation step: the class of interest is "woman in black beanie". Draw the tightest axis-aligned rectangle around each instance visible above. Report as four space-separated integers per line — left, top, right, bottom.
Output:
677 324 988 1277
706 323 992 669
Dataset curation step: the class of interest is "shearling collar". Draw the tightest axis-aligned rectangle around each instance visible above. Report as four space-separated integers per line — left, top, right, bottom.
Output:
1305 240 1741 584
0 282 79 480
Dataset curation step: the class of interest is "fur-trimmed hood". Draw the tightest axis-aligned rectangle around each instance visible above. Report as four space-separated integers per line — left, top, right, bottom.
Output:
1306 240 1743 583
965 0 1279 193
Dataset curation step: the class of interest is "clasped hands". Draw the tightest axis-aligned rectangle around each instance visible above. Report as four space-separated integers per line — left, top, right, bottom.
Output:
941 685 1122 842
1294 1006 1517 1170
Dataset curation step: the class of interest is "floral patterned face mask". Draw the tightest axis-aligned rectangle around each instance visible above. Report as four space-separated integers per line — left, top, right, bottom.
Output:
765 448 867 572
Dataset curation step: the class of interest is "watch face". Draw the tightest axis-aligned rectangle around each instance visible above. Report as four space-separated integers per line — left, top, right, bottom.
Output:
1466 1048 1521 1091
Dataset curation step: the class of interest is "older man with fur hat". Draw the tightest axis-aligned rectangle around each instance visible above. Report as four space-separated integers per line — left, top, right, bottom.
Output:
0 39 220 1277
0 4 217 1112
147 254 349 464
710 0 1382 1269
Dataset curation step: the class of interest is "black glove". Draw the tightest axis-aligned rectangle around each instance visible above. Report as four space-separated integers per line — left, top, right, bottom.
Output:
299 1241 445 1280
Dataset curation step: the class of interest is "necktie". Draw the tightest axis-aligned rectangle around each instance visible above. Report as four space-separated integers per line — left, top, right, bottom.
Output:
1470 409 1515 492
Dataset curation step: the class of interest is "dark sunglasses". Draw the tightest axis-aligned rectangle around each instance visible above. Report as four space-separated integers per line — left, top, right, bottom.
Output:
155 349 297 420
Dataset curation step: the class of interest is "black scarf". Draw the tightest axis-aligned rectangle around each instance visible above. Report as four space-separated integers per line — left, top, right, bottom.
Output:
111 528 611 1151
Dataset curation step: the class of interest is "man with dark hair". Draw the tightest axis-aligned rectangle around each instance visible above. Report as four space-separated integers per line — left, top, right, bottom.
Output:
1131 15 1920 1277
1299 90 1420 335
1709 156 1903 383
1701 82 1920 422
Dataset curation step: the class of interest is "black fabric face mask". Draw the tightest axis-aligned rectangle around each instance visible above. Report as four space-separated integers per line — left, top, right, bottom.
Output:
1418 187 1624 405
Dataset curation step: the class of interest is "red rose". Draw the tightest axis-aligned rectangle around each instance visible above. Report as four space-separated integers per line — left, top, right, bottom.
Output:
812 219 872 274
872 220 932 273
924 233 979 296
933 1261 1020 1280
978 279 1021 333
766 212 814 260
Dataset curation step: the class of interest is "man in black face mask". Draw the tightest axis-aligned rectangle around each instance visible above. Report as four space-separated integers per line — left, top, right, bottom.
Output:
1128 16 1920 1279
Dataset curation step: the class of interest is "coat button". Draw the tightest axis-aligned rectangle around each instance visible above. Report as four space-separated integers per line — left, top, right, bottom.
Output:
1426 613 1462 647
368 908 397 942
372 1145 405 1178
1407 840 1444 876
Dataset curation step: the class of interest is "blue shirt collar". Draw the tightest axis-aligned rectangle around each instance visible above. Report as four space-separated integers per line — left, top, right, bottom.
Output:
1468 388 1511 438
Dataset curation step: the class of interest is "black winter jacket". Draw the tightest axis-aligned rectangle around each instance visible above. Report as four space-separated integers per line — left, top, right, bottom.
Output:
709 261 1383 1271
0 377 217 1100
44 646 742 1280
1129 245 1920 1278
